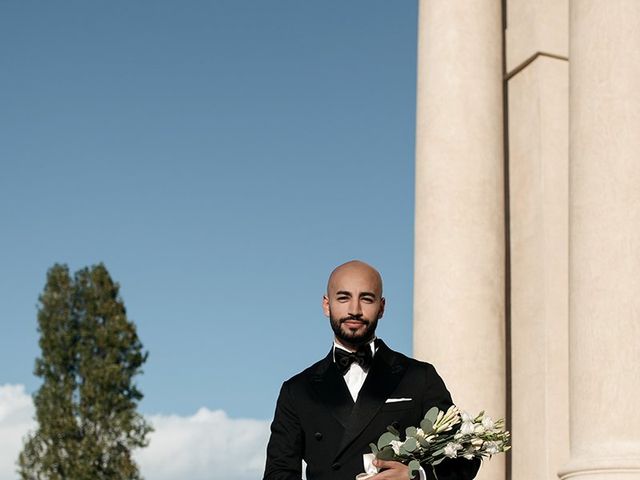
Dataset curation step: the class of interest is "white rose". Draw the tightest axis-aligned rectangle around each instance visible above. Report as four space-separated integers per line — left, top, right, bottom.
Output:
460 421 474 435
460 411 473 423
484 441 500 455
463 451 475 460
443 442 462 458
481 416 495 431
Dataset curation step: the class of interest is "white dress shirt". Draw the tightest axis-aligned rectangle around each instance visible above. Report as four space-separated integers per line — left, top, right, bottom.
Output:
332 338 376 402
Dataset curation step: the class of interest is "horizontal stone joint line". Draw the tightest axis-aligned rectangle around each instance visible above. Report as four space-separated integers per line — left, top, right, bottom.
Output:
506 52 569 80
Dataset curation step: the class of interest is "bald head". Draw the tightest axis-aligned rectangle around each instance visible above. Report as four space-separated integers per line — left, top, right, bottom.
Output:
326 260 383 298
323 260 385 349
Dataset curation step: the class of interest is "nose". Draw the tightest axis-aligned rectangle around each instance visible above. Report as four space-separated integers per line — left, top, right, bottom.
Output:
348 299 363 317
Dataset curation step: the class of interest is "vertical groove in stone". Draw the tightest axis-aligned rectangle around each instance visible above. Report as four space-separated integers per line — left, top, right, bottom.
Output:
501 0 513 478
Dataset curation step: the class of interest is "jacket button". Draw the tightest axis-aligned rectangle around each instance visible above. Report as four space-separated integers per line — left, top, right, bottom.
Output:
314 432 323 440
331 462 341 470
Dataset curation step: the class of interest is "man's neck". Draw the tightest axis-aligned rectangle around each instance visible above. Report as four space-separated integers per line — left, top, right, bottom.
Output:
333 336 376 352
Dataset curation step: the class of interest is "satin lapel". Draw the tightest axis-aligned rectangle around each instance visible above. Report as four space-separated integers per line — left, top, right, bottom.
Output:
334 341 407 459
310 350 354 429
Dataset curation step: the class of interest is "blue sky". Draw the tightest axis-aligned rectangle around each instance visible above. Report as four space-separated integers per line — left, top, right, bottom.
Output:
0 0 418 431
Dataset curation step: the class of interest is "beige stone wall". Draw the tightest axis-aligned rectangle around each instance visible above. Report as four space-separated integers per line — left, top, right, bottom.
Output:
414 1 570 479
508 56 570 480
415 2 640 479
506 0 568 73
506 1 570 479
560 2 640 479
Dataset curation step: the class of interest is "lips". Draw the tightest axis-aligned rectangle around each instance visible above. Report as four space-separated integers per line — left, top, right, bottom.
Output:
342 319 368 328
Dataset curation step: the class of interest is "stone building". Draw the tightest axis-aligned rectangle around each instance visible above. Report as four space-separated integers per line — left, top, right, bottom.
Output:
412 1 640 479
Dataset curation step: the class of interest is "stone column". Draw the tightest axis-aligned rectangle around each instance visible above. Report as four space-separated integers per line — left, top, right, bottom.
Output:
560 2 640 479
413 1 505 479
506 1 570 479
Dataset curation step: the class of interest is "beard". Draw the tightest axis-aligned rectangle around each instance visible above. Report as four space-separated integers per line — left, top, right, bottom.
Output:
329 310 379 348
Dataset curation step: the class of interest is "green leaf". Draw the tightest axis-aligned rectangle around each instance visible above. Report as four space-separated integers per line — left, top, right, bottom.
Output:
405 426 417 438
417 435 431 447
420 418 434 434
408 460 421 479
425 407 439 424
387 424 400 436
376 446 396 461
378 432 398 450
403 437 417 452
432 457 445 465
369 443 379 454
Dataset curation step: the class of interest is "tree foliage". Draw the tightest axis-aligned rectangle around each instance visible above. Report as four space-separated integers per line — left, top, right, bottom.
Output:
18 264 151 480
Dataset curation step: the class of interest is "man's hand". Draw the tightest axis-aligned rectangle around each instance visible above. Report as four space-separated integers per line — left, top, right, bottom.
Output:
371 459 412 479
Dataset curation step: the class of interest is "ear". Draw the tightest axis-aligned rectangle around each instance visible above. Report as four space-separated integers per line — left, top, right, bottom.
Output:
377 297 386 319
322 295 330 318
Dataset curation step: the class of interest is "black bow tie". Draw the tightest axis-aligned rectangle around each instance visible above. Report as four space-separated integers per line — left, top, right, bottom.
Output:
334 345 373 375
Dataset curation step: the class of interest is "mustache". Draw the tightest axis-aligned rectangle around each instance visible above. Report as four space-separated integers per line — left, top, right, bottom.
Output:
340 316 369 325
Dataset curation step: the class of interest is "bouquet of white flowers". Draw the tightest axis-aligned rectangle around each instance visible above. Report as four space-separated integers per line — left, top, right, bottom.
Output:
360 405 510 479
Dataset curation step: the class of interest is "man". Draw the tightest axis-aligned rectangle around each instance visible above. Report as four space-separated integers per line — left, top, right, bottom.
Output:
263 261 480 480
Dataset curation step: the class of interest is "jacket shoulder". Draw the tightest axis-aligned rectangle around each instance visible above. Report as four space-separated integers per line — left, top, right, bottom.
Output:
400 352 448 383
280 353 331 387
382 343 439 374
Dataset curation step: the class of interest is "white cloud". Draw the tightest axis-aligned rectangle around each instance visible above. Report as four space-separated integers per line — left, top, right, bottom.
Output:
0 384 271 480
137 408 270 480
0 384 36 480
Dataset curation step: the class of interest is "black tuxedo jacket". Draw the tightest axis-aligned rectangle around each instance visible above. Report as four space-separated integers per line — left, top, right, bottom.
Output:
263 340 480 480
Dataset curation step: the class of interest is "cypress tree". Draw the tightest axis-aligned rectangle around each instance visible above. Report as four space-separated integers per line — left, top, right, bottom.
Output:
18 264 151 480
18 265 80 479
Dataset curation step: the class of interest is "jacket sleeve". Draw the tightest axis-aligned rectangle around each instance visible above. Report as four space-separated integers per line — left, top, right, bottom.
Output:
420 365 481 480
424 458 481 480
263 381 304 480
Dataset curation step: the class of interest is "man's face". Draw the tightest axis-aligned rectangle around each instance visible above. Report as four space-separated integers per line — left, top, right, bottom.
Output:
322 264 385 349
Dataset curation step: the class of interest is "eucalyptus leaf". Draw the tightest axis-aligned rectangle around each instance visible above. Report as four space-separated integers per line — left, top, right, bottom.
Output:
425 407 439 424
387 424 400 436
417 435 430 447
420 418 434 434
403 437 417 452
376 446 396 461
408 460 421 479
432 457 445 465
405 426 417 438
377 432 398 450
369 443 379 454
